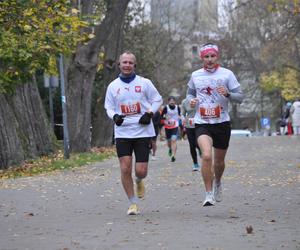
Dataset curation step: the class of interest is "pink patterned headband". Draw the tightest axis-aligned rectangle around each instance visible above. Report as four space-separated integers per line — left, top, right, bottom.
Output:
200 44 219 58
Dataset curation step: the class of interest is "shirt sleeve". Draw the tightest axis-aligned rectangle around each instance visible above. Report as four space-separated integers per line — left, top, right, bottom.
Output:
152 111 161 125
290 105 295 114
228 86 244 104
161 106 167 117
177 106 181 116
226 71 243 104
181 100 186 117
145 79 163 113
186 75 196 101
228 71 241 91
104 84 116 119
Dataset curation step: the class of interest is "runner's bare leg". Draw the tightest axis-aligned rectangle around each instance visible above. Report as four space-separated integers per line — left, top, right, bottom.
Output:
119 156 134 198
198 135 214 191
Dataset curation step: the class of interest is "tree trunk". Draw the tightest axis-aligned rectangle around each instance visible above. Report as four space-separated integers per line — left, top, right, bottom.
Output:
66 0 130 153
0 95 24 168
91 70 116 147
0 79 54 169
91 9 126 147
91 63 118 147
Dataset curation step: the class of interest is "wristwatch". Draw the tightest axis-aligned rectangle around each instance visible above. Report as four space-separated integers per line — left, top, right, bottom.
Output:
226 92 231 98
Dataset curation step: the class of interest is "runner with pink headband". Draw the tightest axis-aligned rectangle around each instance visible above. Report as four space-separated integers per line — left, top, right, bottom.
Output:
200 44 219 59
186 42 244 207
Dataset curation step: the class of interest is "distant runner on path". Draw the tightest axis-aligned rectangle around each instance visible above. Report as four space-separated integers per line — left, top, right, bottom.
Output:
181 97 201 171
161 96 181 162
186 43 244 206
105 51 162 215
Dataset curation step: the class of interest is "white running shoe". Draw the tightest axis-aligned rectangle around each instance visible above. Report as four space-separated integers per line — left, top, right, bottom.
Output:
151 155 157 161
213 181 222 202
203 191 215 206
127 204 140 215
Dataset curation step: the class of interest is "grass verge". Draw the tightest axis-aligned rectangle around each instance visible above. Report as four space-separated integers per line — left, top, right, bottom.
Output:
0 147 116 179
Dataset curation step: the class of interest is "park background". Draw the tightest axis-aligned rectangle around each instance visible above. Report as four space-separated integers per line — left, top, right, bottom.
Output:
0 0 300 169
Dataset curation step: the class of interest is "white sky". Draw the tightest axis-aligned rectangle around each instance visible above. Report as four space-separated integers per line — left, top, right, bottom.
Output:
140 0 234 28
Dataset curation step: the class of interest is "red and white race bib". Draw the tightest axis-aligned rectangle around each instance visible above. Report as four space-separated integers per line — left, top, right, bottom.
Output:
199 105 221 119
165 120 176 126
188 118 194 126
120 102 141 115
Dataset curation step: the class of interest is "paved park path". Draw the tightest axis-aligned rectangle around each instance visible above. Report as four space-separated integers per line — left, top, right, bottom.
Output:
1 136 300 250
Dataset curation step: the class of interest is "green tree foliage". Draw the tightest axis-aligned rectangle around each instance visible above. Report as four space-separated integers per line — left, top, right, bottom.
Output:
260 69 300 100
259 0 300 100
0 0 87 93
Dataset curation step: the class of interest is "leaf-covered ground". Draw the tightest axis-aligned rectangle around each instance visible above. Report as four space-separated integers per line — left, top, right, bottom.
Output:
0 136 299 250
0 147 116 179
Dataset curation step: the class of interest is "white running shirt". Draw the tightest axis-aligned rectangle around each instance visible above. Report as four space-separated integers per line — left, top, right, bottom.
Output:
181 98 196 129
291 101 300 127
188 67 240 124
105 75 162 138
164 105 180 129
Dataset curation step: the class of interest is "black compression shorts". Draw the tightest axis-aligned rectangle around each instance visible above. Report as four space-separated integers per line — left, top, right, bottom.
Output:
195 121 231 149
165 127 178 140
115 137 151 162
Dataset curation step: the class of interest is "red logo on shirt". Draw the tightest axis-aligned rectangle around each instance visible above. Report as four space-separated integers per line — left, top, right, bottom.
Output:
199 86 214 96
135 86 141 92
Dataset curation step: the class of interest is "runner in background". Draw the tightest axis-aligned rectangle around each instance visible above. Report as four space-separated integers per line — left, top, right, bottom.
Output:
285 102 293 135
150 109 162 160
159 105 166 141
291 98 300 135
161 96 181 162
181 97 201 171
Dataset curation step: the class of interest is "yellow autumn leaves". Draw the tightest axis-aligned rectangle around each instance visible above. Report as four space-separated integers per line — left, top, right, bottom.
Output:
0 0 95 92
260 69 300 101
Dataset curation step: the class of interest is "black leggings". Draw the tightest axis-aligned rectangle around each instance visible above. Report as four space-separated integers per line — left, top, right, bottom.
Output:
186 128 201 164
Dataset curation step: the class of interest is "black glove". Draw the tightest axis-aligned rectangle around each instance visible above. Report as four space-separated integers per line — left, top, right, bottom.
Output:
139 112 153 125
113 114 126 126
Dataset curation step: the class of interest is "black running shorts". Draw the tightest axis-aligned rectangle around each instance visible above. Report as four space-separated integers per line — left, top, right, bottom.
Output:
115 137 151 162
165 127 178 140
195 121 231 150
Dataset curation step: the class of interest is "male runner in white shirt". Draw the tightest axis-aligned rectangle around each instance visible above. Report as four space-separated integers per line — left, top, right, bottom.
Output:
186 43 244 206
105 51 162 215
181 97 201 171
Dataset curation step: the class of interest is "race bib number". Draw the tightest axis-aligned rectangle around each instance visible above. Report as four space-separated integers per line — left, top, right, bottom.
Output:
120 102 141 115
188 118 194 126
199 105 221 119
165 120 176 126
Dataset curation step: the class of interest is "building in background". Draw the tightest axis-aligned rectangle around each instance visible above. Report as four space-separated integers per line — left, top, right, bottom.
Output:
150 0 219 70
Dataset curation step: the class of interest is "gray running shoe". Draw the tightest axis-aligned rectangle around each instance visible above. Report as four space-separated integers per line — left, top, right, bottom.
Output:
213 181 222 202
192 163 199 171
